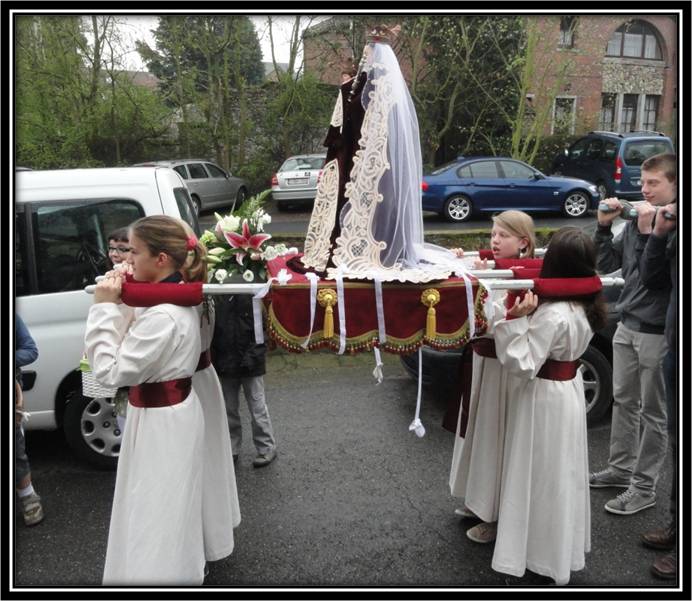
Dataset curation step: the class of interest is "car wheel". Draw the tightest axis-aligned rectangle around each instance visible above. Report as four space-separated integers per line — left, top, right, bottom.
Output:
190 194 201 216
596 181 609 201
579 345 613 426
562 191 589 218
236 187 247 207
443 195 473 222
63 393 120 470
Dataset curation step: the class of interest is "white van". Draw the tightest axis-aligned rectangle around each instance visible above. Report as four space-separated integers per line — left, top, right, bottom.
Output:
15 167 200 469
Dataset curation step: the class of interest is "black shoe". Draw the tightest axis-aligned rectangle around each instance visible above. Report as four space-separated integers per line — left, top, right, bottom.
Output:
253 449 277 468
651 552 677 580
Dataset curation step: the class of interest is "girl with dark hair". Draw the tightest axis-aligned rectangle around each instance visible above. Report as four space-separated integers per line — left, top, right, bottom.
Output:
106 227 131 270
85 215 209 584
489 227 606 585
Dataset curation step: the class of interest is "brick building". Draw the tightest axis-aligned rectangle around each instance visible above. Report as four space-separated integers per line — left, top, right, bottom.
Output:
303 15 678 140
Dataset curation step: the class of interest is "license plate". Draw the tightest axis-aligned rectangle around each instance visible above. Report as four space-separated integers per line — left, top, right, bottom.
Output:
288 177 309 185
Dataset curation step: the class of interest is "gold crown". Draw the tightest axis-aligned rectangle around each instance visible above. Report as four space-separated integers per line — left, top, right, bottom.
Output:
366 24 401 44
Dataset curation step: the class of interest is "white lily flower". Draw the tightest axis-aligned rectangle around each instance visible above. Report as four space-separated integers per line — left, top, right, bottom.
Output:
215 214 241 233
287 247 299 255
242 270 255 282
207 246 226 256
214 269 228 283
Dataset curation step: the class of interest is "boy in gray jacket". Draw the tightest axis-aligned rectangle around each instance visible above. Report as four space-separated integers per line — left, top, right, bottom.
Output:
589 153 676 516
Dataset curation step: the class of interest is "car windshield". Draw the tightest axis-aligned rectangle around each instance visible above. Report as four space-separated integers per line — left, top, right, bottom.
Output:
622 140 673 166
280 157 325 171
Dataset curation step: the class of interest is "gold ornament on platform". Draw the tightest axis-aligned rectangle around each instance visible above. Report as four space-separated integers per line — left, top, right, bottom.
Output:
317 288 338 339
420 288 441 339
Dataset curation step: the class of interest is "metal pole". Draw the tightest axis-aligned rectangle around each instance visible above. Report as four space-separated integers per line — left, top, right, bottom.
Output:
84 275 624 295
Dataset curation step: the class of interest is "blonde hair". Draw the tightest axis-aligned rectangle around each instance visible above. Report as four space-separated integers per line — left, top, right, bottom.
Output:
129 216 207 282
491 210 536 258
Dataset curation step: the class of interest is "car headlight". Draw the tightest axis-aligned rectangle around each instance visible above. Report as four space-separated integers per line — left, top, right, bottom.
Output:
588 185 598 193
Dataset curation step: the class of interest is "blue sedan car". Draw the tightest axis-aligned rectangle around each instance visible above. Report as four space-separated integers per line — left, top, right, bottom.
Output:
421 156 600 222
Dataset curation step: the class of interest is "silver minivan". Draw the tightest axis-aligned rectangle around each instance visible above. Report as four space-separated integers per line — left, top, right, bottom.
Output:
135 159 248 214
15 167 199 469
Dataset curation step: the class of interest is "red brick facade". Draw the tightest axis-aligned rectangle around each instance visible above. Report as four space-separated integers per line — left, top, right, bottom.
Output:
303 15 678 138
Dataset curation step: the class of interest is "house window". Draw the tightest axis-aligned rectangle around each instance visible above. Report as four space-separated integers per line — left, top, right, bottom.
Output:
642 95 660 131
599 93 617 131
559 16 576 48
606 21 662 59
620 94 639 132
553 96 576 135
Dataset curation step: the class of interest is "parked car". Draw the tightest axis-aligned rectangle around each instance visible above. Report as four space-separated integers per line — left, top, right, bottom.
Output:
551 131 674 201
271 154 327 210
400 255 624 426
134 159 248 215
15 167 200 469
421 156 600 222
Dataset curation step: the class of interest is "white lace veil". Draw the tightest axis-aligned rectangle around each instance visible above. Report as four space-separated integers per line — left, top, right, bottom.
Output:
330 41 466 283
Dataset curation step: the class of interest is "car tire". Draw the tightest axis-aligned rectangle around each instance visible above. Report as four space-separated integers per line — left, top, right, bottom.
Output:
236 187 248 207
579 345 613 426
562 190 590 218
190 194 201 216
443 195 473 222
63 392 120 470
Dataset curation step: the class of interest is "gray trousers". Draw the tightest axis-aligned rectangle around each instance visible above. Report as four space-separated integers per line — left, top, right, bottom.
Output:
219 375 276 456
608 322 668 493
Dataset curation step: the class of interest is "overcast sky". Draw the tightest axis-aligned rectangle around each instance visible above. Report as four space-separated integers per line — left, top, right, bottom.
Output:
117 15 329 71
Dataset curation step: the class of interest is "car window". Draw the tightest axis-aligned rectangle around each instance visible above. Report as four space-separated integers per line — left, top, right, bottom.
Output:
173 165 189 180
622 140 674 166
602 141 618 160
173 187 201 236
568 138 590 159
205 163 227 178
499 161 534 179
470 161 499 178
187 163 208 179
280 157 325 171
431 161 459 176
586 139 604 159
28 199 144 295
457 165 472 178
15 210 29 296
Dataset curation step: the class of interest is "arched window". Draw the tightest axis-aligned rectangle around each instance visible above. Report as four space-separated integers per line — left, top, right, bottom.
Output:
606 21 663 59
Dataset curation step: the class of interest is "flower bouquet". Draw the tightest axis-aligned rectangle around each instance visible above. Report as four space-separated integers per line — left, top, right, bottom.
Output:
200 190 296 283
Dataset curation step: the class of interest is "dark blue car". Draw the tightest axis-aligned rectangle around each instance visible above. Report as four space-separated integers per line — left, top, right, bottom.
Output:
421 156 600 222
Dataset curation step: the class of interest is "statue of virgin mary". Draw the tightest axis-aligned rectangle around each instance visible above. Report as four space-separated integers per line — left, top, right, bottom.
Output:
296 25 465 284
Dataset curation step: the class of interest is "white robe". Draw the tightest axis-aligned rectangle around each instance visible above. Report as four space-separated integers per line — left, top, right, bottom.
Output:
490 301 592 585
449 294 507 522
85 302 205 585
193 302 241 562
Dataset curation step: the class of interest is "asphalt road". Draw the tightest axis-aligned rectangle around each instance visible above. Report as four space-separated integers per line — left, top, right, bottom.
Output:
13 351 677 591
198 200 601 237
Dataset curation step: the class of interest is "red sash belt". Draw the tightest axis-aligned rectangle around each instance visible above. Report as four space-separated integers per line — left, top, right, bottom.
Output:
128 377 192 408
196 349 211 372
471 338 578 380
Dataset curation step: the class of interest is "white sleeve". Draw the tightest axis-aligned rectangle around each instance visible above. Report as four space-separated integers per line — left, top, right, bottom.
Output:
492 309 564 380
85 303 178 388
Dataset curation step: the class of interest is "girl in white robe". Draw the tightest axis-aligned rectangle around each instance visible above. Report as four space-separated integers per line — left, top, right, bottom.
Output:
85 216 209 585
449 211 536 542
490 227 607 585
193 300 241 562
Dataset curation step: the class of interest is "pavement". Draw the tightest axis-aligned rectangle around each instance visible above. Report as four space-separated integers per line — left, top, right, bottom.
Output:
13 350 680 591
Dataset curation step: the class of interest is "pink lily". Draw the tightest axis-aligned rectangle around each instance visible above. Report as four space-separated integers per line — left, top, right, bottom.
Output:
224 219 271 265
